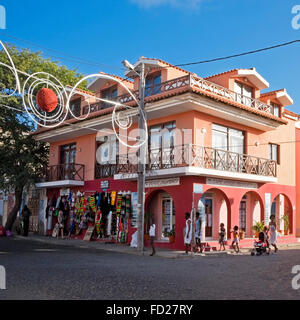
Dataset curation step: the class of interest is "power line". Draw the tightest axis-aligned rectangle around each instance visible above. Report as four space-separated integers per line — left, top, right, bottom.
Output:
174 40 300 67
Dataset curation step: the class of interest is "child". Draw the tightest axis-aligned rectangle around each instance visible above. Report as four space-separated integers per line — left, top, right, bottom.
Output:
263 226 270 254
231 225 239 253
219 223 226 251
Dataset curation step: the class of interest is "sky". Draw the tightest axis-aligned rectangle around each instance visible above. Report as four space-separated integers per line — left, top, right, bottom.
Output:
0 0 300 112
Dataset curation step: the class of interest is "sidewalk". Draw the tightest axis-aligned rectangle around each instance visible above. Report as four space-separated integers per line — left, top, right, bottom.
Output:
12 233 300 259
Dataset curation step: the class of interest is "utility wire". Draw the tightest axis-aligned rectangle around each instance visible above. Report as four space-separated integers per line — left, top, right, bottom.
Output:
174 40 300 67
2 33 299 73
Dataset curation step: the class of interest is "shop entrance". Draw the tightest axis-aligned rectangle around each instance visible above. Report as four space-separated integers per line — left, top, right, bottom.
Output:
205 198 213 238
146 190 176 241
239 198 247 232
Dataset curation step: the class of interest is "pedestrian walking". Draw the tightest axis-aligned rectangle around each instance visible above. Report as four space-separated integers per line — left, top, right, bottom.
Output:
184 212 192 254
219 223 226 251
195 212 203 253
263 226 271 254
269 215 278 253
21 205 32 237
149 218 156 256
57 210 65 239
230 225 240 253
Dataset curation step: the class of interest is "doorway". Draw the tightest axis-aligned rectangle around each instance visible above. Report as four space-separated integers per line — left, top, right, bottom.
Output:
205 198 213 237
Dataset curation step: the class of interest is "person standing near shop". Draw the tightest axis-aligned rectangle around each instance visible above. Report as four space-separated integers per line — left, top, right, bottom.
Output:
149 217 156 256
21 205 32 237
195 212 203 253
184 212 192 254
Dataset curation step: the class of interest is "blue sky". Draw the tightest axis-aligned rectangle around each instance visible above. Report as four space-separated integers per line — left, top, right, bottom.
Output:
1 0 300 112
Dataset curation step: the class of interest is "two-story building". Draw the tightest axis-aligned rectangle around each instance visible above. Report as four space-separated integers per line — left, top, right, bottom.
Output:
33 58 298 250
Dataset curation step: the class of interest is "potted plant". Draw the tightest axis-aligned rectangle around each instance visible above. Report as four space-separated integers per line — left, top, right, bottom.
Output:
252 221 264 238
168 229 175 244
281 214 290 235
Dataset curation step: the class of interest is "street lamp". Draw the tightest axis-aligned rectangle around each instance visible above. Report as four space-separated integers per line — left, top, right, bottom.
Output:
122 58 147 254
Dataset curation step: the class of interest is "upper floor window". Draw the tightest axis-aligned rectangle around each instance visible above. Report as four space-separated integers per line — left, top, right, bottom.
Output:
149 121 176 150
101 86 118 108
212 124 245 154
70 98 81 117
269 143 279 164
234 81 253 106
60 143 76 164
145 73 161 97
96 136 118 164
270 103 280 117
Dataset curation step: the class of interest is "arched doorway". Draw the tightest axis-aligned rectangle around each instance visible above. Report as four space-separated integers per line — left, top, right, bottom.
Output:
271 194 293 235
198 188 230 240
238 191 263 237
145 190 176 240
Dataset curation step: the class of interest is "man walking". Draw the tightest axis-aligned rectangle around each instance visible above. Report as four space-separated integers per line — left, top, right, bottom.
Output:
21 205 32 237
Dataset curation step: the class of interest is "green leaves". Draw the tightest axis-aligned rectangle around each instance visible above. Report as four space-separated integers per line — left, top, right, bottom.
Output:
0 43 88 192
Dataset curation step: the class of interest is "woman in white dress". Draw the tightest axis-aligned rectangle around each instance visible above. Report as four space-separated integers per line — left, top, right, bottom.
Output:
184 212 192 254
269 215 278 253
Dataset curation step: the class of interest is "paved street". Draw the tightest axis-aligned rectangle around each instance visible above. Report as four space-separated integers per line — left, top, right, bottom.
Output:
0 236 300 300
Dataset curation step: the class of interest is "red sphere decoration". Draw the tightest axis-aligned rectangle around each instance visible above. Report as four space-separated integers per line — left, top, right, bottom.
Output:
36 88 58 112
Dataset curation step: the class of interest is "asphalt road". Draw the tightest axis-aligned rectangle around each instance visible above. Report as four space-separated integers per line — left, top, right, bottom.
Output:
0 237 300 300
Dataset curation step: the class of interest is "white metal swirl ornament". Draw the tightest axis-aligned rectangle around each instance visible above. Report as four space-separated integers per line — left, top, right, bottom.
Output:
67 74 148 149
22 72 68 128
0 40 21 97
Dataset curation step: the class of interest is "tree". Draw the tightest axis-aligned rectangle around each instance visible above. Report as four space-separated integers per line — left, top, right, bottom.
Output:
0 43 88 231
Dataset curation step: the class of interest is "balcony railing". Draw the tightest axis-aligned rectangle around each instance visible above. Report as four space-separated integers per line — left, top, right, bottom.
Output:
44 163 85 182
79 75 276 119
95 145 277 179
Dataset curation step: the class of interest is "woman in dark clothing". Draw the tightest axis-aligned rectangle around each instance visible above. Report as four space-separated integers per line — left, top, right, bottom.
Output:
21 205 32 237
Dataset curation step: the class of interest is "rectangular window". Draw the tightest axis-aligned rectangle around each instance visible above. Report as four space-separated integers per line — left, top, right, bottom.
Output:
269 143 279 164
234 81 253 106
145 73 161 97
60 143 76 180
270 103 280 117
212 124 244 154
101 86 118 108
69 98 81 118
149 121 176 169
60 143 76 165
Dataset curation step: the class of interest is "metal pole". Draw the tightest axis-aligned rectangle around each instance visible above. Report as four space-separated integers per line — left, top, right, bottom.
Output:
137 62 146 254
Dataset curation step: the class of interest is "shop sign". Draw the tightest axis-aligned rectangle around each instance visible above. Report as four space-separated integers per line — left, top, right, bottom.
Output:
206 178 257 190
265 193 271 225
145 178 180 189
193 184 203 194
101 180 110 190
60 188 70 196
131 192 138 228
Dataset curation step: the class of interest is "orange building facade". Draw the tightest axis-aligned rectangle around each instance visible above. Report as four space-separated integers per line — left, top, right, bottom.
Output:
33 58 299 250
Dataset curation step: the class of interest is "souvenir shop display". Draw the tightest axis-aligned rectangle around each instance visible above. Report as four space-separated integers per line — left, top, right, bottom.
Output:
46 189 132 244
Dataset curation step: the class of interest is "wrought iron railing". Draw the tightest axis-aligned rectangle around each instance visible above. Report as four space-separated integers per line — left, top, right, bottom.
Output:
44 163 85 181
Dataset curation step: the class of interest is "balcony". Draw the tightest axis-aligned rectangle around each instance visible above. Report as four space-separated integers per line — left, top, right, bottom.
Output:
96 145 277 183
80 75 278 119
36 163 85 189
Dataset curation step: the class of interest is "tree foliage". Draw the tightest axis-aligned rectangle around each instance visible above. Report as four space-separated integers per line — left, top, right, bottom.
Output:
0 43 88 230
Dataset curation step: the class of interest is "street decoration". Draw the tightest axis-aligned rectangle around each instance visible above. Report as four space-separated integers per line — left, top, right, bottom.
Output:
0 40 148 148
